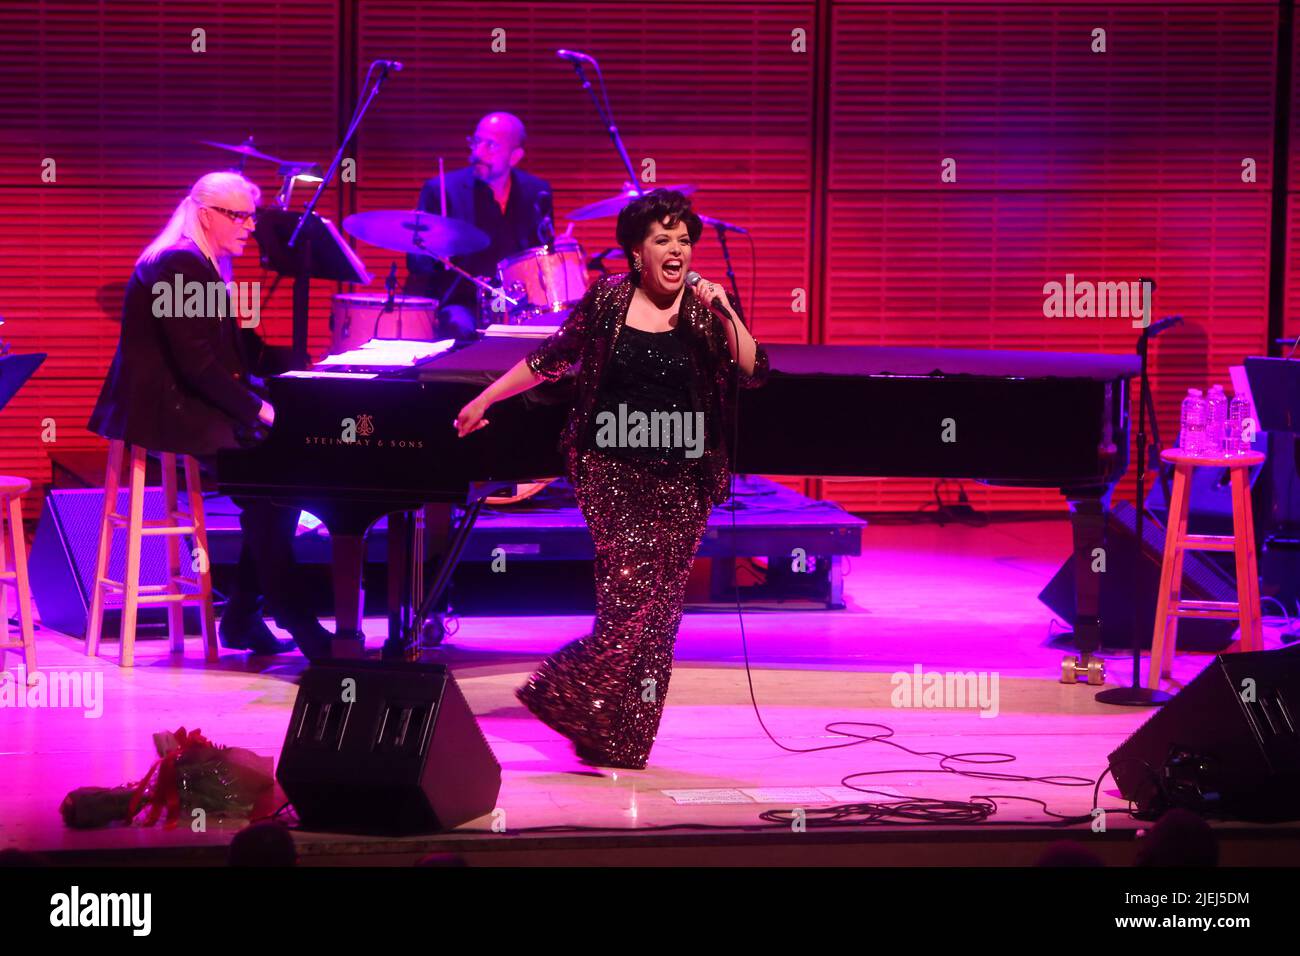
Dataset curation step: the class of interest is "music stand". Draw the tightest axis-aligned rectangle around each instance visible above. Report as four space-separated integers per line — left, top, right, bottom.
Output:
0 353 45 412
254 208 372 368
1245 357 1300 433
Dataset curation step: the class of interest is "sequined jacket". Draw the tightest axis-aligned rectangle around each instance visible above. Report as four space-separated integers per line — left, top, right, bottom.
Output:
525 273 769 505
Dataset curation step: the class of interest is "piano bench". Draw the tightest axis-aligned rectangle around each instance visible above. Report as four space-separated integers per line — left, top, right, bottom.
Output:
0 475 37 677
84 441 218 667
1148 449 1266 689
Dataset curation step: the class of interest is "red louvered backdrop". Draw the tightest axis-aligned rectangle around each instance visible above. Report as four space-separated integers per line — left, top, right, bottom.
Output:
0 0 1290 519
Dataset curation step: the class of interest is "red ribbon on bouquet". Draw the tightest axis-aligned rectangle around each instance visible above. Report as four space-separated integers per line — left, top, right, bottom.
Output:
128 727 214 828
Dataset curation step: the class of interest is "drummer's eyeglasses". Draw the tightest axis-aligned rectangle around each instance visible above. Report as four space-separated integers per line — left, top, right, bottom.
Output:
466 135 507 155
206 205 257 226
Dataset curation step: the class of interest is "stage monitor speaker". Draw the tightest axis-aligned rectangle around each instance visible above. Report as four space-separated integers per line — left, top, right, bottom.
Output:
1038 501 1238 651
28 488 198 639
277 660 501 834
1109 645 1300 821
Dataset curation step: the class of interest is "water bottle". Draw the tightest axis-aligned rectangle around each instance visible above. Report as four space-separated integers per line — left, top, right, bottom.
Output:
1180 388 1207 456
1207 384 1228 457
1227 394 1250 456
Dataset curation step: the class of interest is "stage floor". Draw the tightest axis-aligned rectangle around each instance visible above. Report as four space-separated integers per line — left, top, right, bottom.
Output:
4 516 1298 866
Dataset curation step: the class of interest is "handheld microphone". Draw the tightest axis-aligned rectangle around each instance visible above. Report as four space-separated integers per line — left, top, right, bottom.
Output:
686 271 727 315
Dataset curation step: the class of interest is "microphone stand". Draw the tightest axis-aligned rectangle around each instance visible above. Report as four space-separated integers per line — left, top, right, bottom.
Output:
711 221 745 324
563 51 751 320
565 54 639 192
1097 281 1175 708
384 261 400 339
283 61 396 367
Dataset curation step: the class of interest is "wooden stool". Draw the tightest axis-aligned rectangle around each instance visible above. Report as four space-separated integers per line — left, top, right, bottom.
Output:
0 476 37 676
1148 448 1266 689
85 441 217 667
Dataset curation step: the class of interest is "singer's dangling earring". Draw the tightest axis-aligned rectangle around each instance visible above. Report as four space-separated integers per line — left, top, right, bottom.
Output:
632 254 642 272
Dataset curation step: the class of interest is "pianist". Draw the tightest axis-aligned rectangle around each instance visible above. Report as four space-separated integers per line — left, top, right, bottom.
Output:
453 188 768 769
405 112 554 340
88 171 332 660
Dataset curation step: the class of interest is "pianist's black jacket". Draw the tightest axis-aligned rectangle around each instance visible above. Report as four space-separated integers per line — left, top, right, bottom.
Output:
88 239 264 457
525 272 770 506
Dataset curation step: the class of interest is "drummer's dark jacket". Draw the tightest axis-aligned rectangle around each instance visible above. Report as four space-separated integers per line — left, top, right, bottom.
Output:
88 239 266 457
405 166 554 309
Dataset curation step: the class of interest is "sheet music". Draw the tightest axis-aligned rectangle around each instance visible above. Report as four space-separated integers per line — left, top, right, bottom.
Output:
281 370 378 379
482 323 560 339
316 337 455 370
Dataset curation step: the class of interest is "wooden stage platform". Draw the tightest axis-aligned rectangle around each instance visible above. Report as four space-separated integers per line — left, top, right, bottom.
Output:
4 517 1298 866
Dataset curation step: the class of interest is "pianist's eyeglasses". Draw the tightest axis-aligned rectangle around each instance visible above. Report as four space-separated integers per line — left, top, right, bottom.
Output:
466 135 506 155
206 205 258 226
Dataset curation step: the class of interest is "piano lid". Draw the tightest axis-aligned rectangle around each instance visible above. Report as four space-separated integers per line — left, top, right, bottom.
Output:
416 337 1140 384
763 345 1140 382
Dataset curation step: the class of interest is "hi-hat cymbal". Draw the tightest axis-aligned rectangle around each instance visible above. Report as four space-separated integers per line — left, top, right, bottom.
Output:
199 140 290 165
342 209 490 258
566 184 697 222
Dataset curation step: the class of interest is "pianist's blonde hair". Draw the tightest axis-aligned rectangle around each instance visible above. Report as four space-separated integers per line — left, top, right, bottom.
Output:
137 171 262 282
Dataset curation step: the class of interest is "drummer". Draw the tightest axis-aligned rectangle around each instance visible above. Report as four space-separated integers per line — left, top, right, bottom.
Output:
406 112 555 340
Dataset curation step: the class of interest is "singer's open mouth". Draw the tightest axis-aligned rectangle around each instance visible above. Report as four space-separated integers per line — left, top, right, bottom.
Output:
662 260 683 279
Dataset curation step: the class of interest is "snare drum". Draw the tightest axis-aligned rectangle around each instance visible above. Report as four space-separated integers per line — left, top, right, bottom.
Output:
496 239 587 323
330 294 438 353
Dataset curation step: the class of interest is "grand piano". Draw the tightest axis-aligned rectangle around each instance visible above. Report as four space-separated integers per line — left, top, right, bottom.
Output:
218 336 1137 676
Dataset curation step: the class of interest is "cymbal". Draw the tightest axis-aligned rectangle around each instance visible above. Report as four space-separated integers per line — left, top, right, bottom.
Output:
342 209 490 258
566 184 697 222
199 140 289 165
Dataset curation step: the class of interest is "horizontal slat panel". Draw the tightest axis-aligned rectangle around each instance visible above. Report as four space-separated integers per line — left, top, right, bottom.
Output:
829 4 1277 191
0 1 1283 521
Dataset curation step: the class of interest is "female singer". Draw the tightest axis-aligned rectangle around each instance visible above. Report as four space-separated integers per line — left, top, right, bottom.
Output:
454 188 768 769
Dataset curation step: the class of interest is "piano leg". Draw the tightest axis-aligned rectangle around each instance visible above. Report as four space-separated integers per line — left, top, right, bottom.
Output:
1062 491 1107 685
330 533 367 658
384 510 416 661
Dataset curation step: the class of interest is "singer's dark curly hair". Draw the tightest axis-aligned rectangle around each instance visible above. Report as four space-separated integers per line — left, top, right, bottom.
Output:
616 188 702 285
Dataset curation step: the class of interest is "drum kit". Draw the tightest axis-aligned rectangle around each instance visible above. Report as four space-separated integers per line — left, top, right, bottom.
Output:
336 183 698 332
204 134 691 341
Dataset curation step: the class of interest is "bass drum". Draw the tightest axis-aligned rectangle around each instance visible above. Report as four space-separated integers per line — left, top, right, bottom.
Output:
330 294 438 353
496 238 587 324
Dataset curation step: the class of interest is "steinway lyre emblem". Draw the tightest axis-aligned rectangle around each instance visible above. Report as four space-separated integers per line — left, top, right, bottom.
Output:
356 413 375 437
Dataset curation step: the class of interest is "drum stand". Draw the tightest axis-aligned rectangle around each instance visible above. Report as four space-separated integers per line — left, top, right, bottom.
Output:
436 256 520 319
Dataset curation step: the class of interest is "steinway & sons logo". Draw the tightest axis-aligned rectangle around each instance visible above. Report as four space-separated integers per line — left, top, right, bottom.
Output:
304 412 426 449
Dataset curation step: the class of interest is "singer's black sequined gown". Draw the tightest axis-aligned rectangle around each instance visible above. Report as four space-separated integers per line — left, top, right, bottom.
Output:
514 274 768 769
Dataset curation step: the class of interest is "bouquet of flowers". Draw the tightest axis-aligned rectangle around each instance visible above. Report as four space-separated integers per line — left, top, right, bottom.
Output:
60 727 274 829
